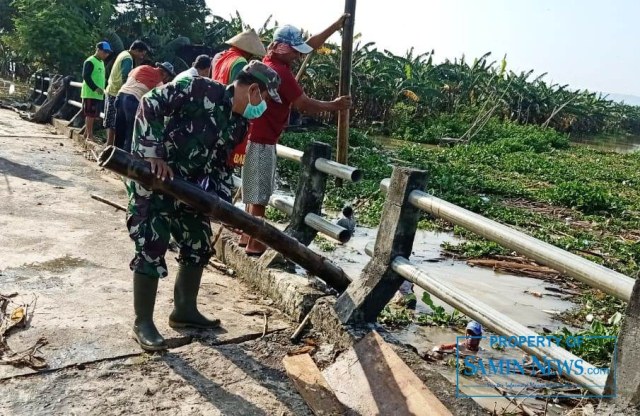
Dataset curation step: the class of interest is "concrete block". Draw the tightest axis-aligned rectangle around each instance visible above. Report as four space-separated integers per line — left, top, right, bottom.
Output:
214 232 326 322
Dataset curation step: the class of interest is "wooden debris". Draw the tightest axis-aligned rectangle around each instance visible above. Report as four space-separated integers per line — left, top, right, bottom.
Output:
0 293 47 370
467 258 561 279
525 290 543 298
90 194 126 212
261 313 268 338
323 331 452 416
545 286 581 296
283 353 347 416
483 375 538 416
290 313 312 342
208 259 231 274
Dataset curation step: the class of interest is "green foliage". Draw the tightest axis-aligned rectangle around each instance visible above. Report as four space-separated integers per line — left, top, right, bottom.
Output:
114 0 210 44
378 305 413 327
549 320 620 367
0 0 16 34
544 181 624 214
6 0 114 75
314 235 336 252
416 293 467 327
442 240 509 258
265 206 288 223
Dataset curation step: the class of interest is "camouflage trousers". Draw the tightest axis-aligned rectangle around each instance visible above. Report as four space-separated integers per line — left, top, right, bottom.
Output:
126 179 213 278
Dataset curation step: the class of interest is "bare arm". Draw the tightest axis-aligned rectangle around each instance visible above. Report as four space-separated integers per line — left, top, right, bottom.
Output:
306 14 348 50
292 93 351 114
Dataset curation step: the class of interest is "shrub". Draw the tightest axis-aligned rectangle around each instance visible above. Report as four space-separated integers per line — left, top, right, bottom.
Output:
545 181 624 214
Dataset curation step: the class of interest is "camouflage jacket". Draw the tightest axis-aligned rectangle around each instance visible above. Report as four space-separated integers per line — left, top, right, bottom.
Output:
132 76 247 202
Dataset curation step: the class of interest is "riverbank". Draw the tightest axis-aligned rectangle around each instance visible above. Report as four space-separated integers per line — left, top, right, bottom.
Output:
277 125 639 365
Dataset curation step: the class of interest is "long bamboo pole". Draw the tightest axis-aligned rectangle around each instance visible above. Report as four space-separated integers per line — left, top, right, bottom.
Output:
98 146 352 292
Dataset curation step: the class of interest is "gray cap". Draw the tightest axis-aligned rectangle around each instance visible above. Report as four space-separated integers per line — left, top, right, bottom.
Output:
156 61 176 77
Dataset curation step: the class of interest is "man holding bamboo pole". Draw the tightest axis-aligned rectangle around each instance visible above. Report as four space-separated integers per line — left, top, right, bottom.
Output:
241 15 352 255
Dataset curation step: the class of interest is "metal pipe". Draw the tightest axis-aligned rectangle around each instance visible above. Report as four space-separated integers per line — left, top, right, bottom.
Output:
68 100 82 108
269 195 294 216
276 144 303 162
315 158 362 182
365 241 374 256
391 256 607 395
276 144 362 182
98 146 352 292
305 213 351 244
380 179 635 301
70 81 82 88
269 196 351 243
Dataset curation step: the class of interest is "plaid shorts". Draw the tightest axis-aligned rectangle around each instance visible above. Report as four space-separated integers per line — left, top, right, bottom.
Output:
103 94 117 129
82 98 101 118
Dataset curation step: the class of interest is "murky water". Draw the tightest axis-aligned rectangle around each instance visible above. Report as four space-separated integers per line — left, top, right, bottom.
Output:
571 134 640 154
310 226 575 332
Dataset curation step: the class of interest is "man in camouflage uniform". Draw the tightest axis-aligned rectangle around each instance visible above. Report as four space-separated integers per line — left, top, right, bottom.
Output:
127 61 281 351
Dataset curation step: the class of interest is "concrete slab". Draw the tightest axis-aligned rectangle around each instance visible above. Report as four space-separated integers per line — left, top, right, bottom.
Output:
215 233 326 322
0 111 289 380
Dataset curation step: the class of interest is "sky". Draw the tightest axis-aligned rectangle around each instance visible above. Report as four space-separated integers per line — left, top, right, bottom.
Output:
205 0 640 97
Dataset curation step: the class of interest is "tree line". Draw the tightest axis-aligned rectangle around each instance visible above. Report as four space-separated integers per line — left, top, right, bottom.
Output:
1 0 638 138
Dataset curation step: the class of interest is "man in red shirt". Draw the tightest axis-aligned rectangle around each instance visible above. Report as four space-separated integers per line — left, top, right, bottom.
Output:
241 16 352 255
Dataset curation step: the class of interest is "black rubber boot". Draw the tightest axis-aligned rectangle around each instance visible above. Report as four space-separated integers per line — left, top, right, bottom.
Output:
132 272 167 351
169 264 221 329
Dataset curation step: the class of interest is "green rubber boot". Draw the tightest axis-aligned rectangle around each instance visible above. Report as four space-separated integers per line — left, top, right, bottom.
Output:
132 272 167 351
169 264 221 329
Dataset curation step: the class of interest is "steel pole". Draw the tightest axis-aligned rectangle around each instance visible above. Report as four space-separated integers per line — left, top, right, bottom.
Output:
380 179 635 301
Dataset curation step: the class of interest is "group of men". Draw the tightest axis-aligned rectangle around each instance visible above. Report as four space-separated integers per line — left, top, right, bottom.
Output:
80 15 351 351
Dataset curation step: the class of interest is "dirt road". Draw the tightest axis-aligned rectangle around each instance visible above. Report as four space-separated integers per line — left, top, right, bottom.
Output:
0 109 311 415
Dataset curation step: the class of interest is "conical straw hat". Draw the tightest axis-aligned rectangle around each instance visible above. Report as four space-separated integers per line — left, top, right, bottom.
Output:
225 29 267 57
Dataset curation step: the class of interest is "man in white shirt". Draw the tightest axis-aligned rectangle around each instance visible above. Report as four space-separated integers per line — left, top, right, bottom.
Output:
174 55 212 81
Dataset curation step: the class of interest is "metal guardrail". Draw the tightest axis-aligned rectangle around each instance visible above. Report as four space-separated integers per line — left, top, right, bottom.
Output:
30 74 106 117
380 178 634 301
374 176 633 395
270 195 351 243
230 174 352 243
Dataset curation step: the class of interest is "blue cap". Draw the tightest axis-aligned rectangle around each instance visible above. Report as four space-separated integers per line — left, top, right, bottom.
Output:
273 25 313 54
97 41 112 53
466 321 483 335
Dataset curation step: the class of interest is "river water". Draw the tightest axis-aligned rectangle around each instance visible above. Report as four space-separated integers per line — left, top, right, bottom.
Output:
571 134 640 153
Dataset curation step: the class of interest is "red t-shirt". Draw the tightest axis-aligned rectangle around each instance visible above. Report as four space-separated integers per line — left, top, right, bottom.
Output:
248 55 304 145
